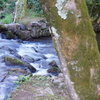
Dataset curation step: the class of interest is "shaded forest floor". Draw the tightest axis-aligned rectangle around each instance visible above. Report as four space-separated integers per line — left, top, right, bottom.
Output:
9 75 70 100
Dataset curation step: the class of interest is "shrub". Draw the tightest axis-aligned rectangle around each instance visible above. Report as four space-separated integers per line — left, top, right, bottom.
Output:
0 14 12 24
27 0 43 14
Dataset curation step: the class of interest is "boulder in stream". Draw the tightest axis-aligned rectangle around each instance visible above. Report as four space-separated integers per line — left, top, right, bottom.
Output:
4 56 36 73
4 56 24 66
47 60 61 75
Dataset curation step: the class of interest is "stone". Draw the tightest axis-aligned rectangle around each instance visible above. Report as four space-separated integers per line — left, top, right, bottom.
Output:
49 60 58 67
30 27 37 37
38 59 50 69
0 20 51 40
51 74 65 88
4 56 24 66
58 73 64 78
37 87 54 95
25 63 36 73
8 68 29 75
0 24 8 32
47 66 61 75
20 24 27 30
18 30 31 40
5 23 20 33
48 60 61 75
31 22 40 27
4 56 36 73
21 55 34 63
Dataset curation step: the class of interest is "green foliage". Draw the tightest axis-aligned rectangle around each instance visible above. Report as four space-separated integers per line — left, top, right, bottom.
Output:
0 0 7 10
85 0 100 4
0 0 17 24
27 0 43 14
0 0 16 12
15 75 32 84
35 76 51 81
85 0 100 23
25 9 43 17
0 14 12 24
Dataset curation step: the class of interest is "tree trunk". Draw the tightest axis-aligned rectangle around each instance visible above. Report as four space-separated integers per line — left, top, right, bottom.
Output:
12 0 27 23
39 0 100 100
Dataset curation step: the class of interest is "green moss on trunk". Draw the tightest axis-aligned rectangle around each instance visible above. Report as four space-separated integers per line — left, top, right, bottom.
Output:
40 0 100 100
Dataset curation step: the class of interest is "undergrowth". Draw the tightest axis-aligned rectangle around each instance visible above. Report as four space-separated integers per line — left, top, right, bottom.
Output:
0 14 12 24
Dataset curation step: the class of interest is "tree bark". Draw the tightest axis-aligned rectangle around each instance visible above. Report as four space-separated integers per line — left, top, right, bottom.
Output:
12 0 27 23
39 0 100 100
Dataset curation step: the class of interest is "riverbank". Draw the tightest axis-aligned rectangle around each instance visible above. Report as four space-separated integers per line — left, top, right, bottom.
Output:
9 74 70 100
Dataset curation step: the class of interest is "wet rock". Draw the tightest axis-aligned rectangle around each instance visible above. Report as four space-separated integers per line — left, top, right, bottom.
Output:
38 20 48 29
49 60 58 67
10 53 22 59
4 56 36 73
4 56 24 66
5 23 20 33
47 60 61 75
18 30 31 40
38 60 50 69
9 68 29 75
47 67 61 76
21 55 34 63
31 53 46 61
5 30 14 39
25 63 36 73
32 47 38 52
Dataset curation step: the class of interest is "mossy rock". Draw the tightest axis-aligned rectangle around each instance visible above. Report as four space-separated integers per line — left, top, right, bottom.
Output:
0 24 14 39
49 60 58 67
4 56 24 66
4 56 36 73
47 66 61 75
48 60 61 75
0 24 8 31
4 31 14 39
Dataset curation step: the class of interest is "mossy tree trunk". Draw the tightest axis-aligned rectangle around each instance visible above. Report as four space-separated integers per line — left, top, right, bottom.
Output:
12 0 27 23
39 0 100 100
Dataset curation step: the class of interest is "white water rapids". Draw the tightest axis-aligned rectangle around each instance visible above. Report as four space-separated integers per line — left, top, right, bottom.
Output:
0 37 60 100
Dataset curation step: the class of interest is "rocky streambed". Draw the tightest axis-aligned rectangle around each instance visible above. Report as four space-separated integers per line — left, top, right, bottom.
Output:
0 36 61 100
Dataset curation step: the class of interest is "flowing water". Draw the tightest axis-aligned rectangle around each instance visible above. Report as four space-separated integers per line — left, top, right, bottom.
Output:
0 36 60 100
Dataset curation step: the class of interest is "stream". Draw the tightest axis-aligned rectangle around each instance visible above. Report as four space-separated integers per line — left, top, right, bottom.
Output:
0 36 60 100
